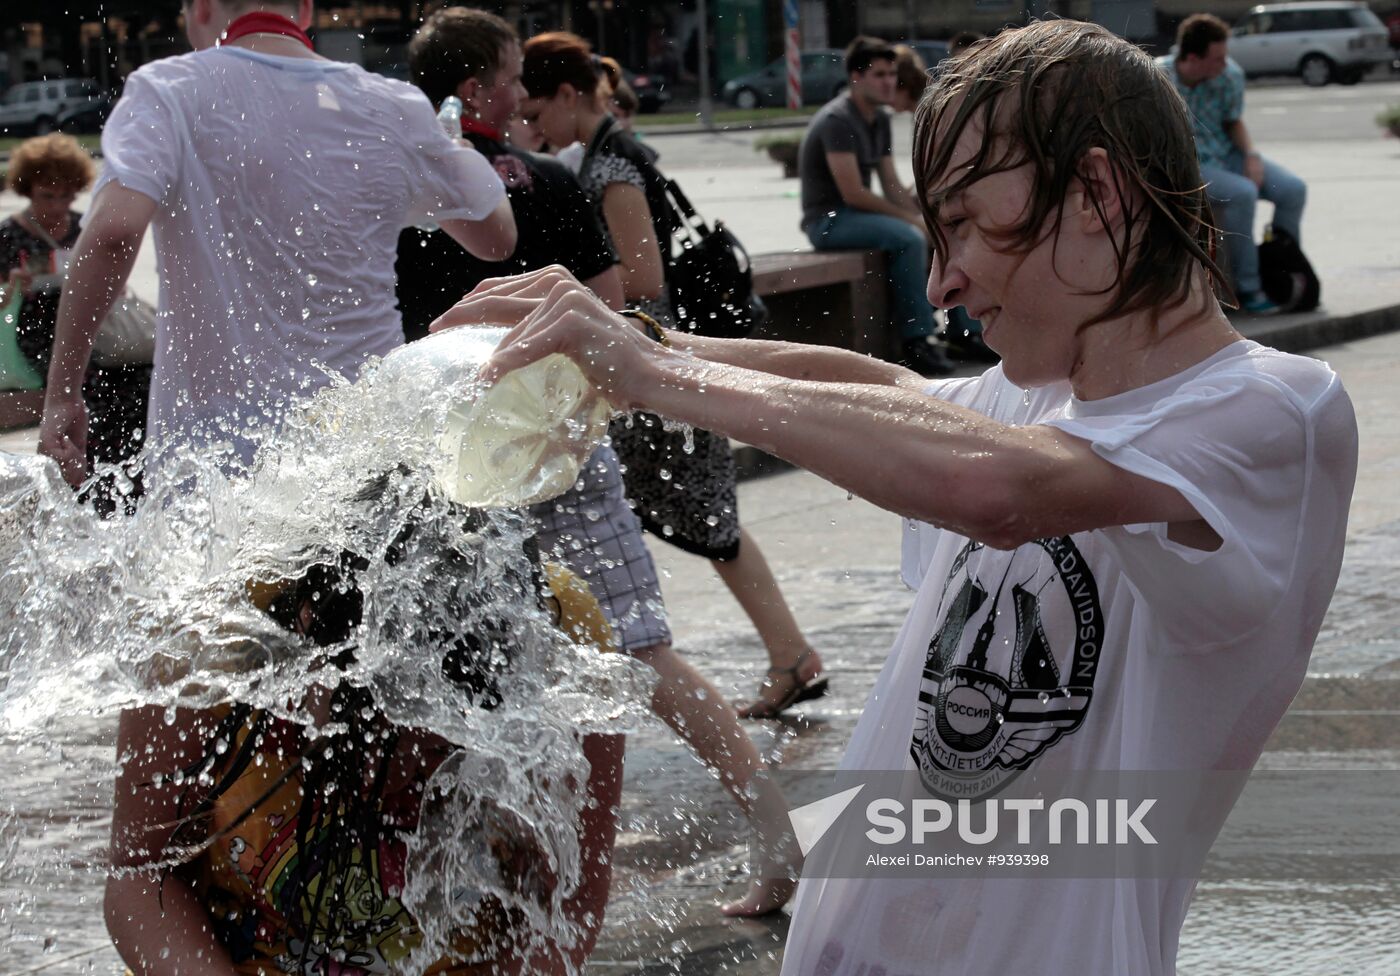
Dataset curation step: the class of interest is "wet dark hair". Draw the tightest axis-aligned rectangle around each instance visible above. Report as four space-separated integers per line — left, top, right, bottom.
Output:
521 31 621 101
1177 13 1230 60
410 6 519 110
167 471 539 966
845 35 897 75
913 19 1227 325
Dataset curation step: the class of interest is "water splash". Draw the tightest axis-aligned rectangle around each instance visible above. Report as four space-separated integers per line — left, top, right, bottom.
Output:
0 328 653 970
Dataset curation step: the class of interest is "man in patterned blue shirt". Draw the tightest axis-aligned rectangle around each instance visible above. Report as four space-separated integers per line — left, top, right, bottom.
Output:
1157 13 1307 315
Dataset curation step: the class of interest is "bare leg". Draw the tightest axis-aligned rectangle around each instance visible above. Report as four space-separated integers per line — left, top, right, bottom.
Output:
711 528 824 716
632 641 800 915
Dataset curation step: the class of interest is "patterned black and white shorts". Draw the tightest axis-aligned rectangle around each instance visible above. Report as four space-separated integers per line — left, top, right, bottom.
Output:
531 443 672 653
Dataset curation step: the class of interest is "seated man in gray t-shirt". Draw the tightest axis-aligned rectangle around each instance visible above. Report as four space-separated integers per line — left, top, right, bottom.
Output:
798 36 952 375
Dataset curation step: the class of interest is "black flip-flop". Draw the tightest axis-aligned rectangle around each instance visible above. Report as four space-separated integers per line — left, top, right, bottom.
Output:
739 649 828 719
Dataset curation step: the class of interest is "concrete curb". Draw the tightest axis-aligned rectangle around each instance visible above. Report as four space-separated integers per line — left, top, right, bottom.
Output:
638 116 813 138
1243 300 1400 354
730 300 1400 484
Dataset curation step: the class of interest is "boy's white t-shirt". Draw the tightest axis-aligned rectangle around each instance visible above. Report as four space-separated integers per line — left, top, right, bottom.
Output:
94 47 506 471
782 341 1357 976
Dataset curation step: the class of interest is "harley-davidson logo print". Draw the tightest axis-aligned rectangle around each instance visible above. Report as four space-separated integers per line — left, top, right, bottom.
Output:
910 536 1103 798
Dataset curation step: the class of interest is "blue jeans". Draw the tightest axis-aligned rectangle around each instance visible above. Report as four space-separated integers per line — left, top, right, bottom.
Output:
805 208 935 340
1200 151 1306 296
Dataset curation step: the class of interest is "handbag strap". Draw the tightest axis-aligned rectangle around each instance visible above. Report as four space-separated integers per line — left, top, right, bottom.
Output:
662 176 713 247
663 177 701 224
577 114 621 194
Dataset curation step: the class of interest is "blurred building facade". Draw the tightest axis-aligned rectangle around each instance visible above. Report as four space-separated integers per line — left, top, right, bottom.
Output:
2 0 1392 93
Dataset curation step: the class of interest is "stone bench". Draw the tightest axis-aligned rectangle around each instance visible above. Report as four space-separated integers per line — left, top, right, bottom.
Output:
749 249 897 359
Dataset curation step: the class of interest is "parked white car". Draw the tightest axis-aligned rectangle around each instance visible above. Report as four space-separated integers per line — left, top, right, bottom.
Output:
1231 1 1390 86
0 79 103 135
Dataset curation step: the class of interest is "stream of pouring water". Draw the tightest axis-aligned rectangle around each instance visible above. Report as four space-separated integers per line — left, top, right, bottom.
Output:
0 327 654 970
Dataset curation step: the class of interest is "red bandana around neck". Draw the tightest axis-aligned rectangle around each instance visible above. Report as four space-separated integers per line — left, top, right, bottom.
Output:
460 117 502 141
219 11 313 50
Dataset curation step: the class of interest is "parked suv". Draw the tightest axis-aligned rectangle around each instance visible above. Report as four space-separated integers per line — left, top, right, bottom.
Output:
1231 1 1390 86
0 79 103 135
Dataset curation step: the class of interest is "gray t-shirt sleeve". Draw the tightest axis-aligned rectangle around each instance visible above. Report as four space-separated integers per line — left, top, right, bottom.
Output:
815 113 860 155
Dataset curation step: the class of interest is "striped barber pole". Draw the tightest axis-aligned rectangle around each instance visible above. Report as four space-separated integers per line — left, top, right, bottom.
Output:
784 0 801 110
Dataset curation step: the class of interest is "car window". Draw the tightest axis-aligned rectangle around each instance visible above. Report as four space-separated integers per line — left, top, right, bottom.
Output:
1328 9 1357 29
1309 8 1358 29
1237 13 1271 34
1268 10 1303 31
24 88 40 104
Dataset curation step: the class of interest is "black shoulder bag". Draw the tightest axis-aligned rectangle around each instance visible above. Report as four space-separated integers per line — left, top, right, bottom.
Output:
1257 224 1320 313
661 177 767 339
579 116 765 339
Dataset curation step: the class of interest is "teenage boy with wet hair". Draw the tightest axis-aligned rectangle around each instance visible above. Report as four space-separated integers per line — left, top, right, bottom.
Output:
433 19 1357 975
397 5 624 339
799 35 954 375
1158 12 1308 315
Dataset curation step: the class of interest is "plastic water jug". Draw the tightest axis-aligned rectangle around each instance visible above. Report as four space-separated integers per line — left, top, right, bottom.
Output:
375 327 611 508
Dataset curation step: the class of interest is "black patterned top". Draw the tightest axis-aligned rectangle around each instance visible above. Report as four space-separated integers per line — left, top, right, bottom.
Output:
0 211 81 373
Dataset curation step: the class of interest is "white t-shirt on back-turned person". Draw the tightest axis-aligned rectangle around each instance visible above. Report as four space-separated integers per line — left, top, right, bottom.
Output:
781 340 1357 976
93 46 506 474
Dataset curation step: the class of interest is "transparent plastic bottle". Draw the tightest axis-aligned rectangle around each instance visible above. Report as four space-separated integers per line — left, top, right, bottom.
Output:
436 95 464 138
376 327 612 508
